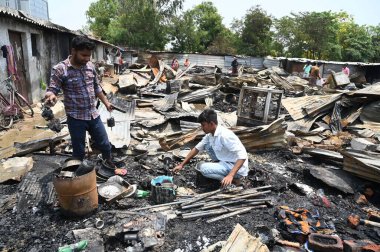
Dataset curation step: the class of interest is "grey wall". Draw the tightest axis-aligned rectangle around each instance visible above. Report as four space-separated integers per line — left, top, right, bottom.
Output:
0 16 47 102
0 0 17 9
142 52 265 70
0 16 76 103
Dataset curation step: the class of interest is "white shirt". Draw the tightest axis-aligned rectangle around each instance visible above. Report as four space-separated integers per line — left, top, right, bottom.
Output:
195 125 249 176
114 56 120 64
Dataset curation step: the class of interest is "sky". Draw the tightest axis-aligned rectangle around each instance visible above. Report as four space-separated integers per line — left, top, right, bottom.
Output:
49 0 380 31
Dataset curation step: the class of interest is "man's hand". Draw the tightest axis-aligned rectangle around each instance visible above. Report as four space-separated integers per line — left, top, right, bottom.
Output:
173 164 184 174
105 102 113 112
221 174 234 187
44 93 57 107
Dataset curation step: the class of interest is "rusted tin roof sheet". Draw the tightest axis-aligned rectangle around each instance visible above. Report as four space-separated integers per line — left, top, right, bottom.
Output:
282 94 342 121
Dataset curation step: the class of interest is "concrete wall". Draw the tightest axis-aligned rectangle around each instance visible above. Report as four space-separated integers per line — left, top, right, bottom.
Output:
0 0 17 9
0 16 47 102
0 16 75 103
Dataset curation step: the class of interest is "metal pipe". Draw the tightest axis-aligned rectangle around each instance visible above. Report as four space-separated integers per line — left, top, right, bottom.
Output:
130 199 190 211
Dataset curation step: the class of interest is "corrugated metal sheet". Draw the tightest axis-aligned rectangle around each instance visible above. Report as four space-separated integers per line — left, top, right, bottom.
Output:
224 56 264 69
282 94 342 120
350 83 380 96
98 99 136 148
179 85 220 102
0 7 60 30
285 57 380 66
342 150 380 183
148 52 265 69
263 58 280 68
0 6 117 48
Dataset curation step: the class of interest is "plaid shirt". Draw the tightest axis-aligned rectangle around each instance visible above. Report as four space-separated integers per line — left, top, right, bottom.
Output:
46 57 102 120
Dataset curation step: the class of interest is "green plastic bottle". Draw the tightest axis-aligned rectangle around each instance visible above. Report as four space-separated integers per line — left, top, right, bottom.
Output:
136 190 150 198
58 240 88 252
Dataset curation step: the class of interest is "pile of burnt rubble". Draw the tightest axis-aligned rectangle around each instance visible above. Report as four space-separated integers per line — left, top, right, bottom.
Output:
0 58 380 251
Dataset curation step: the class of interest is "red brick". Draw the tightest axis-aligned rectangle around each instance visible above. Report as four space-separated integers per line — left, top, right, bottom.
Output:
344 240 375 252
362 244 380 252
308 233 343 252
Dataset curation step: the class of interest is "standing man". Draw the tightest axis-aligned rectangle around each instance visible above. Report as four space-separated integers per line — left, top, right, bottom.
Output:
114 50 121 75
309 62 322 86
303 61 312 78
173 109 248 187
45 36 116 168
184 58 190 67
231 57 239 75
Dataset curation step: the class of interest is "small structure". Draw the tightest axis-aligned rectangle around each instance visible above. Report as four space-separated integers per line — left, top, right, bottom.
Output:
237 86 283 126
0 6 118 103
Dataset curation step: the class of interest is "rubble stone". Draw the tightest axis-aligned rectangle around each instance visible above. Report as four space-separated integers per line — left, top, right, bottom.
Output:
308 233 343 252
343 240 375 252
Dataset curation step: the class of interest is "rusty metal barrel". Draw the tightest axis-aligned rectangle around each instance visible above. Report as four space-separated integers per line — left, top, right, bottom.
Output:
53 160 98 217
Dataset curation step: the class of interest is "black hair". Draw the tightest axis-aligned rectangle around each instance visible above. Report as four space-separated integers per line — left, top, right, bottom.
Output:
71 36 95 51
312 62 316 66
198 109 218 125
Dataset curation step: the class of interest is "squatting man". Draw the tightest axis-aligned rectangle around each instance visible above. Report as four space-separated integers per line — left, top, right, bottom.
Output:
173 109 248 187
45 36 116 168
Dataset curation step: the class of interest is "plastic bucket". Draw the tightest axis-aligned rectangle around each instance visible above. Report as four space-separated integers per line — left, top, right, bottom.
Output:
150 176 176 204
53 168 98 217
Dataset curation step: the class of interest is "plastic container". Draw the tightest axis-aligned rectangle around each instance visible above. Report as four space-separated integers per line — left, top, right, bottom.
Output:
136 190 150 198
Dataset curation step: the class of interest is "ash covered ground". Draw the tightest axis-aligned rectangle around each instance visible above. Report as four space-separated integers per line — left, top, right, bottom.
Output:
1 149 379 252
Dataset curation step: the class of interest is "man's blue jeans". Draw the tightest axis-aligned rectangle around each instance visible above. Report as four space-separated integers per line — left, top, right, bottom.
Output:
197 143 242 181
67 116 112 160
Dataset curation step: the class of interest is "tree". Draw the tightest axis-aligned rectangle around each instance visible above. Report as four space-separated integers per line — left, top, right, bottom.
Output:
339 24 374 62
369 24 380 62
86 0 119 40
86 0 184 50
169 1 226 53
190 2 224 51
205 29 238 55
274 11 342 59
237 6 273 56
273 15 306 57
169 12 201 52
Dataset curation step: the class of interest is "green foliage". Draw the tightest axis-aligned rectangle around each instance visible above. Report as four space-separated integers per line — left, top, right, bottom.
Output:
339 23 374 62
169 1 225 53
40 79 47 90
190 2 224 51
86 0 119 40
86 2 380 62
274 11 341 60
238 6 273 56
205 29 238 55
87 0 184 50
169 11 202 52
369 25 380 62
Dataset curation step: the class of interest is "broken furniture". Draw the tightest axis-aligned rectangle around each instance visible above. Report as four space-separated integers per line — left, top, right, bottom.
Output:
237 86 283 126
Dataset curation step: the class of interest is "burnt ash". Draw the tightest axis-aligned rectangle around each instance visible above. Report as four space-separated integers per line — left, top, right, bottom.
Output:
0 150 379 252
